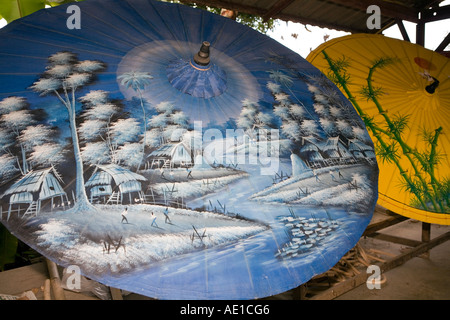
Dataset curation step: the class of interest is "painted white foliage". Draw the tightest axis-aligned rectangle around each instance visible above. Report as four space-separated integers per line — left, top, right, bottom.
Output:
237 114 253 129
301 119 319 136
30 51 106 208
307 84 320 94
314 93 328 104
79 90 109 105
149 113 168 128
313 103 329 117
46 64 72 78
274 92 290 104
238 99 274 133
116 142 142 167
111 118 141 145
289 104 305 119
29 142 66 167
147 101 189 146
269 70 294 87
18 124 55 150
171 111 188 127
353 126 371 143
329 105 342 118
65 73 91 88
0 96 28 114
256 112 273 127
266 81 281 94
1 110 35 132
30 78 62 95
169 127 187 142
75 60 104 73
0 154 19 177
0 128 14 148
145 129 162 147
78 119 107 141
48 51 76 65
335 119 352 137
81 141 110 165
273 105 290 120
155 101 175 114
281 121 300 140
319 118 335 135
83 103 118 121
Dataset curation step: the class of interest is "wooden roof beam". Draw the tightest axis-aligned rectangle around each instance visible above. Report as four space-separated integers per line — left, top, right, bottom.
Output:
421 4 450 23
262 0 295 21
435 32 450 52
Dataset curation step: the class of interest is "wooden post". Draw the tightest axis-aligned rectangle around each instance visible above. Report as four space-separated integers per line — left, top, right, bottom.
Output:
110 287 123 300
416 18 425 47
421 222 431 258
46 259 66 300
43 279 51 300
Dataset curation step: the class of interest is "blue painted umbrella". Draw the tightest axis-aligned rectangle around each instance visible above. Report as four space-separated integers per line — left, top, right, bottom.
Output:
0 0 378 299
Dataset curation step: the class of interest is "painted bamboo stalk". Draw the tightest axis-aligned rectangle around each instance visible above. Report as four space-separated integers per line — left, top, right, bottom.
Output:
321 51 430 211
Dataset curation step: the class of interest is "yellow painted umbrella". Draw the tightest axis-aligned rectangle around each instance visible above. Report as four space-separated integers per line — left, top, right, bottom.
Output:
307 34 450 225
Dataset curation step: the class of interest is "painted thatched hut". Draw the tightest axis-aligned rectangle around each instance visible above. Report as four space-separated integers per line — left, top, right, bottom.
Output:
147 141 192 169
2 166 68 220
348 139 376 159
85 163 147 204
299 137 324 166
322 136 353 160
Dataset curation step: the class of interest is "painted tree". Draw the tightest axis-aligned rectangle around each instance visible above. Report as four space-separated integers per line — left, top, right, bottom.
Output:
115 142 143 168
146 101 189 148
267 77 320 142
307 75 372 145
79 90 120 164
118 71 153 169
30 51 105 211
18 124 66 169
28 142 66 168
110 118 141 169
0 154 18 180
238 99 274 131
0 97 35 174
79 90 141 166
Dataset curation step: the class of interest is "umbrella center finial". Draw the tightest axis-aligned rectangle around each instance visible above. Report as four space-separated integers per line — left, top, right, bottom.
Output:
166 41 227 98
425 77 439 94
194 41 210 66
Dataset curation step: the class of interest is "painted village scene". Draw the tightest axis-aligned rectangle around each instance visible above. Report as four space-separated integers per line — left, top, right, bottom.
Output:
0 4 379 298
